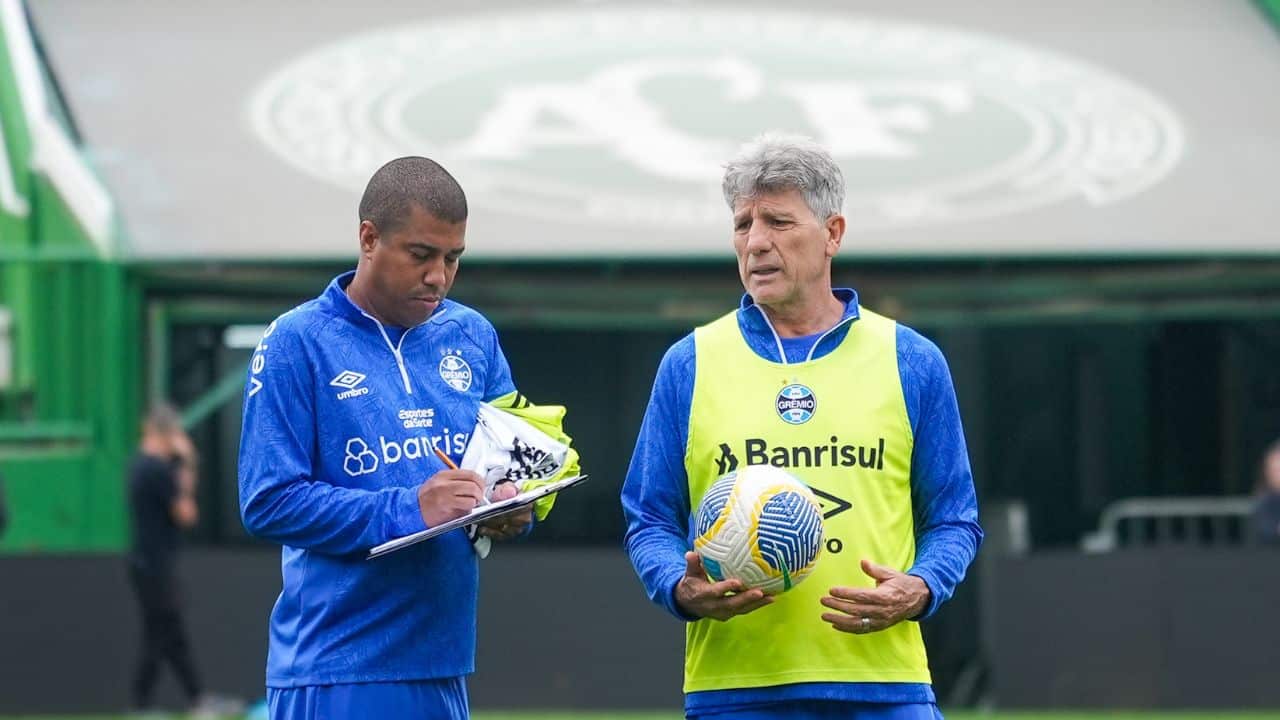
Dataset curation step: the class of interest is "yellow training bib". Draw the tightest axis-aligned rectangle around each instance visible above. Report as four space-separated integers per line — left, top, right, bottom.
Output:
683 308 930 692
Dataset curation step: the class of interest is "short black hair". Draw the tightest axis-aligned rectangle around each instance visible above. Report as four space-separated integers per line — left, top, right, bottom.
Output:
358 156 468 233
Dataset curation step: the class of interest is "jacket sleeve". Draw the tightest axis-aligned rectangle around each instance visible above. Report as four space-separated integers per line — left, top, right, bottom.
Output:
622 335 699 621
238 319 425 555
899 327 983 619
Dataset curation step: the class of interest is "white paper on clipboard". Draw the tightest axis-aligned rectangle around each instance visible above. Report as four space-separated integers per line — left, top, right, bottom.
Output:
367 474 588 559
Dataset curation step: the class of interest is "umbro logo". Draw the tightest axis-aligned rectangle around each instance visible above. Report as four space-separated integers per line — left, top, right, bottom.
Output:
808 486 853 520
330 370 370 399
330 370 365 389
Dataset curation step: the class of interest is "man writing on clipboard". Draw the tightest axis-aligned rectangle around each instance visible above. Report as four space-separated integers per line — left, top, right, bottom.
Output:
238 157 576 720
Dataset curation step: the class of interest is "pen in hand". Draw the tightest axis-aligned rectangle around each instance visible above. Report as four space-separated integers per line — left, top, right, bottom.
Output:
431 443 458 470
433 444 488 506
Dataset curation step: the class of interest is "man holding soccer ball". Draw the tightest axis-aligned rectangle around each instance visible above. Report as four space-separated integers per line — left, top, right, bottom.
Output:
622 133 982 719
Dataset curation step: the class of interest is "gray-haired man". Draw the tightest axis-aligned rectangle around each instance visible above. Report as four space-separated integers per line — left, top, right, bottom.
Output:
622 133 982 719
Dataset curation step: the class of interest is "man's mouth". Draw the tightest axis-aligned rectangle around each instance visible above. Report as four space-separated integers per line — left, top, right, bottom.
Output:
750 266 780 279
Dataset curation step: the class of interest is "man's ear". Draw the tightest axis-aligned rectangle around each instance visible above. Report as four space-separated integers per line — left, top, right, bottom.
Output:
358 220 380 255
825 214 845 258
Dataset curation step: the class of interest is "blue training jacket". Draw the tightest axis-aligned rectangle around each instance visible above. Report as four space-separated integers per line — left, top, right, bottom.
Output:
238 272 515 687
622 289 983 713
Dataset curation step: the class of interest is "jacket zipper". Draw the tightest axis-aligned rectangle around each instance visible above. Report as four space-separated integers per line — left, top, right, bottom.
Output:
360 311 417 394
750 305 856 364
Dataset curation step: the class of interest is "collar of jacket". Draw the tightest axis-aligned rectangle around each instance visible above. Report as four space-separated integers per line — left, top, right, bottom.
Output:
736 287 862 364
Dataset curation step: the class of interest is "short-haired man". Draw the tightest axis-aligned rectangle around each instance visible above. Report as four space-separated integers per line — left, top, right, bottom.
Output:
239 157 536 720
623 133 982 719
127 404 204 713
1252 439 1280 544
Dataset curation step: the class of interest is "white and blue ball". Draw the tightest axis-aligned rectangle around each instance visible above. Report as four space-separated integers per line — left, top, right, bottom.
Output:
693 465 824 595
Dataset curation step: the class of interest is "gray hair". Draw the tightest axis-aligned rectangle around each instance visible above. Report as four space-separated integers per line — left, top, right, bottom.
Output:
721 132 845 220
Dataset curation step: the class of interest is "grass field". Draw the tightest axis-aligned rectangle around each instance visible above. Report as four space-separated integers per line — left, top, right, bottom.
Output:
7 707 1280 712
467 714 1280 720
453 707 1280 712
478 713 1275 720
478 707 1269 712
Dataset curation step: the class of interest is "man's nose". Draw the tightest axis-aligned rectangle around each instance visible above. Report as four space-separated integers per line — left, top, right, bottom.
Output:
423 258 447 286
744 223 772 254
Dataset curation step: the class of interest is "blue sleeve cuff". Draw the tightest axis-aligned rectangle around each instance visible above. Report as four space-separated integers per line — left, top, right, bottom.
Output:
390 487 428 538
906 565 944 621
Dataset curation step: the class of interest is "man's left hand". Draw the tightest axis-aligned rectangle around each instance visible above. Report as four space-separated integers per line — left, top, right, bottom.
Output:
820 559 931 634
478 482 532 541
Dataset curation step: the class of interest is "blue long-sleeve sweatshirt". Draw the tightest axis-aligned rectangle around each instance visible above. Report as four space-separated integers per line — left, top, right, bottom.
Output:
622 289 982 712
238 272 515 687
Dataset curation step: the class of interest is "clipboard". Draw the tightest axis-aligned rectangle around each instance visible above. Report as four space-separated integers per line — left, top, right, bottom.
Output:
367 474 588 559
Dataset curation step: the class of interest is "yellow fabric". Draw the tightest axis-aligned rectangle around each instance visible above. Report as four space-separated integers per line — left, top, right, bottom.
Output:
683 308 929 692
489 391 580 521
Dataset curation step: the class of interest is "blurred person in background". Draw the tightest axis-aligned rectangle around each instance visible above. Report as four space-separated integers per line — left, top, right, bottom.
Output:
1252 438 1280 545
126 403 206 714
239 156 538 720
623 133 981 720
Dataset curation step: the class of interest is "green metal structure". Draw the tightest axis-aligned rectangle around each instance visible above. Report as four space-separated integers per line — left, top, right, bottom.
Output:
0 1 140 551
1261 0 1280 30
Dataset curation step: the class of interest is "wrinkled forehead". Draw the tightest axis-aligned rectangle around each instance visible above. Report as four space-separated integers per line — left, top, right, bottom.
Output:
732 188 810 216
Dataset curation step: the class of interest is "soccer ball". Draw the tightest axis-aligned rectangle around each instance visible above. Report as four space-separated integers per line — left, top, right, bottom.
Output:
693 465 825 595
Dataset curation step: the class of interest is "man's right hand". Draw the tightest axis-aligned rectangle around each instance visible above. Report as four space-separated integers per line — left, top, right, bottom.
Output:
674 551 774 621
417 470 486 528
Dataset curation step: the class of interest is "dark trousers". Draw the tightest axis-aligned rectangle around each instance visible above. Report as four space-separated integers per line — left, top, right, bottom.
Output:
129 564 202 708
